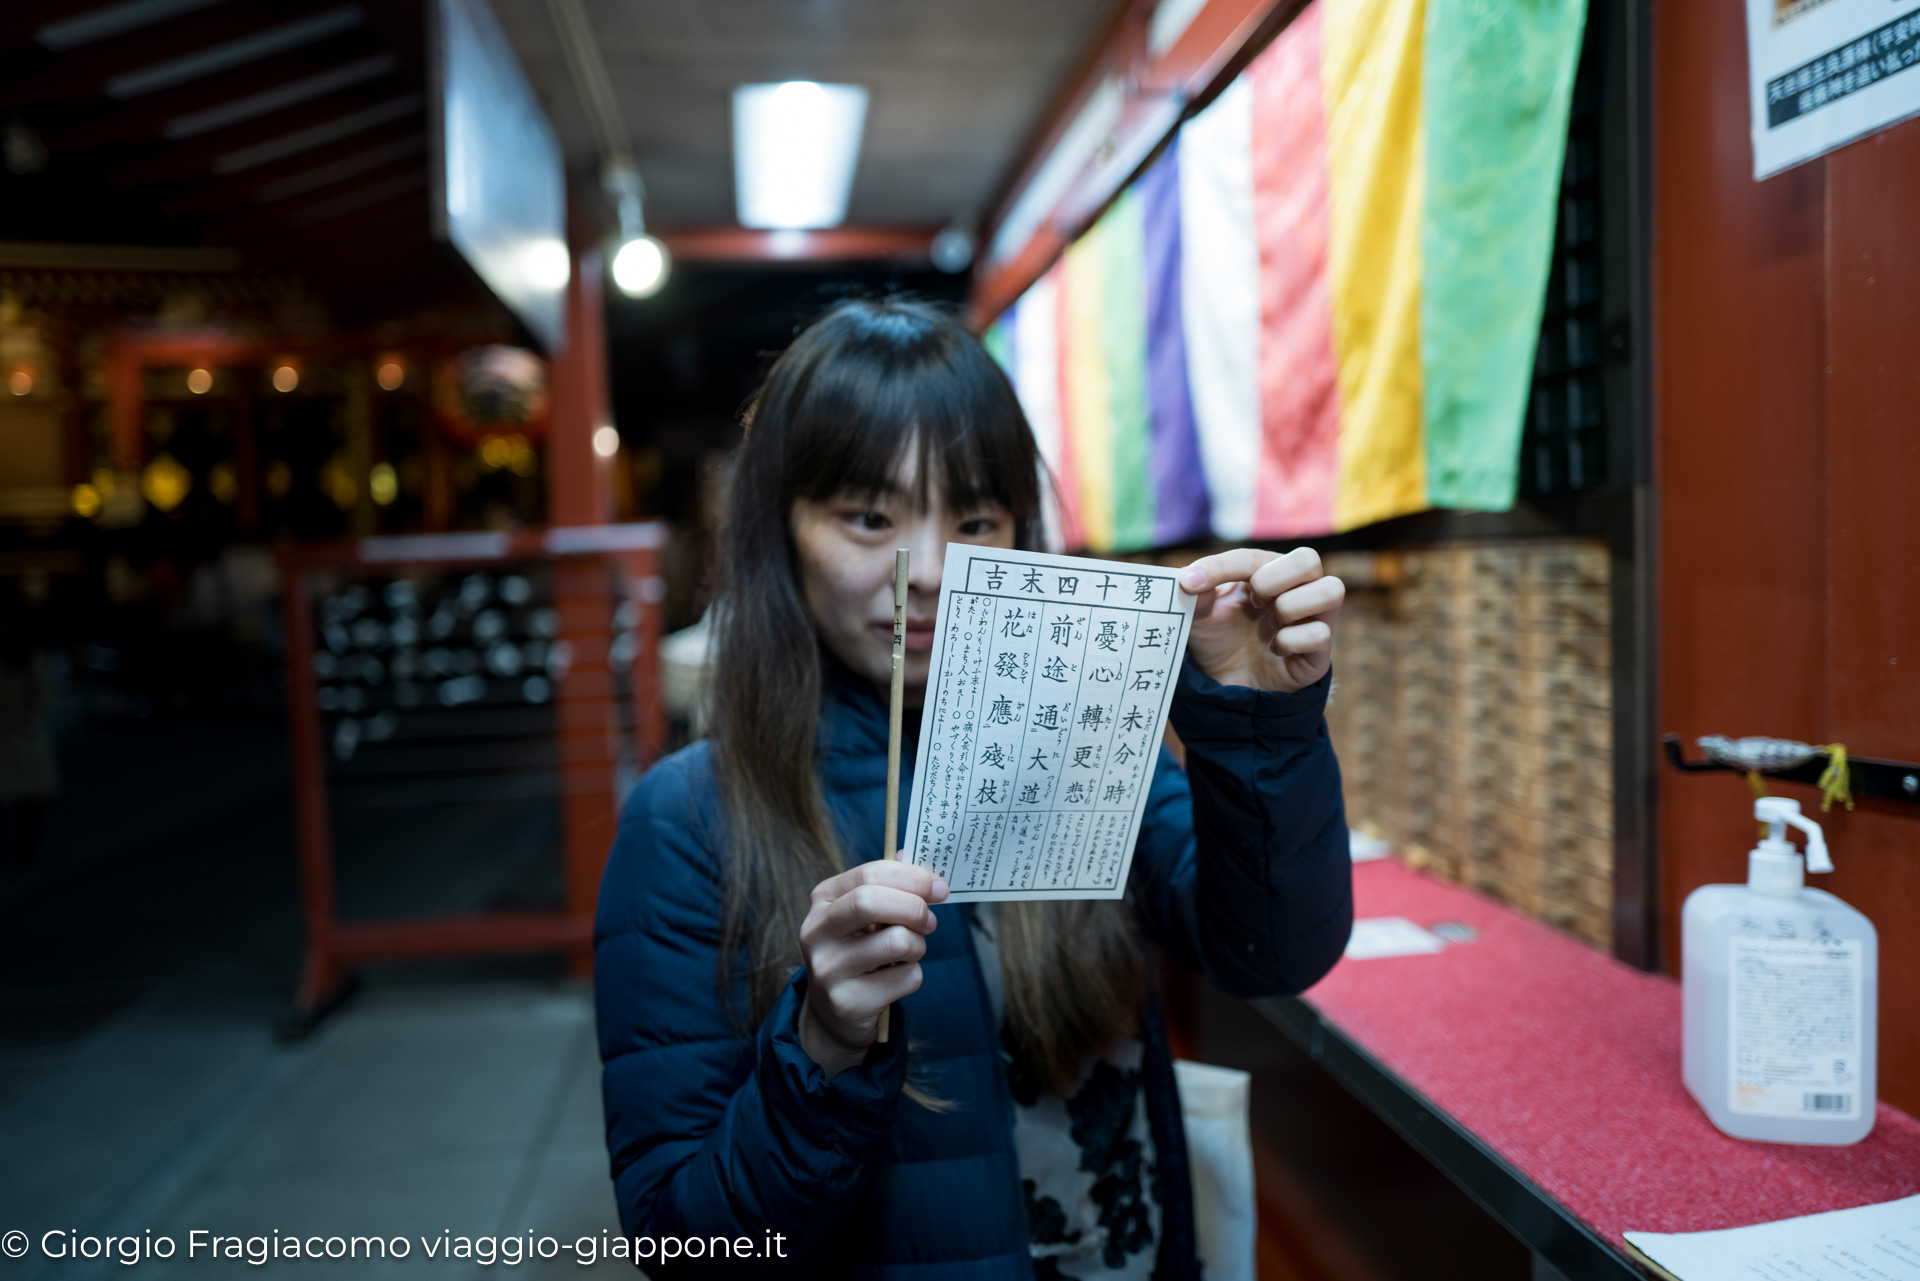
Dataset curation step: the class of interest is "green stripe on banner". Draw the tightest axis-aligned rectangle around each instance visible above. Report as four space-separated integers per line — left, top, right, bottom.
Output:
983 316 1013 376
1098 189 1156 550
1420 0 1586 510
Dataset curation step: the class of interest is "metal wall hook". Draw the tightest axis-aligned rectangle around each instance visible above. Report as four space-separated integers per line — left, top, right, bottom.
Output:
1662 735 1920 805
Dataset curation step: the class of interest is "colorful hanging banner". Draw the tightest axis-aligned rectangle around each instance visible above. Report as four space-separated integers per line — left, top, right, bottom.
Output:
989 0 1586 551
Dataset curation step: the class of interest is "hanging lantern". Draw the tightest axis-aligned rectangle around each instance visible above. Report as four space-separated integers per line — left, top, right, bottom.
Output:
432 345 550 453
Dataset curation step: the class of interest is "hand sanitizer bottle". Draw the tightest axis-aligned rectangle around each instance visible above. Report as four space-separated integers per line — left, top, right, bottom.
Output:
1682 798 1876 1144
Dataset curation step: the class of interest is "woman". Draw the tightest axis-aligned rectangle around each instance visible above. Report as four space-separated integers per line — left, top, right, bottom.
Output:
595 298 1351 1279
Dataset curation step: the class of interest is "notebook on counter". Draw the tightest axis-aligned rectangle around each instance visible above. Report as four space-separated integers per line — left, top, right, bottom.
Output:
1623 1193 1920 1281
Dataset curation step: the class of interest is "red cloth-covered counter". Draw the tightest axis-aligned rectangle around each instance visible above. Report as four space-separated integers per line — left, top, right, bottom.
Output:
1261 858 1920 1276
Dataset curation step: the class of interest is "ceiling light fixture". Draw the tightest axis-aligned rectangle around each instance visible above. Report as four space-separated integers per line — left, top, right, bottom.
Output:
611 235 668 297
602 159 669 298
732 81 868 230
930 221 975 274
545 0 670 300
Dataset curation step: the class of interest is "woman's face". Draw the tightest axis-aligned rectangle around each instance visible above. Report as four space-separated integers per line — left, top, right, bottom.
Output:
791 452 1015 703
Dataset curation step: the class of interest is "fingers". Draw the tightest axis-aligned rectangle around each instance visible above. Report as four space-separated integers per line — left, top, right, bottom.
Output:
820 923 930 980
1271 619 1333 656
1179 548 1279 595
1182 548 1340 614
1271 573 1344 625
807 923 927 1021
800 858 943 1061
809 884 941 949
809 957 926 1030
1245 547 1332 605
812 857 948 910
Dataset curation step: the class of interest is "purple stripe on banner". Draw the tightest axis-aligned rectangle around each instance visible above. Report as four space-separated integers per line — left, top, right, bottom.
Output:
1139 140 1213 546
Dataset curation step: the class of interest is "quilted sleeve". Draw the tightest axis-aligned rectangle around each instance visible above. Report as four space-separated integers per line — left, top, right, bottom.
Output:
1128 659 1353 997
594 748 910 1273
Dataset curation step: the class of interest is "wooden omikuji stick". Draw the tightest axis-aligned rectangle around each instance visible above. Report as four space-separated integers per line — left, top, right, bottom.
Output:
877 548 909 1044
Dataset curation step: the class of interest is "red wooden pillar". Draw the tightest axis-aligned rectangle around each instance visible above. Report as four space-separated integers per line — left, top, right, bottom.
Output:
282 559 343 1012
547 246 619 973
233 386 261 532
107 332 145 471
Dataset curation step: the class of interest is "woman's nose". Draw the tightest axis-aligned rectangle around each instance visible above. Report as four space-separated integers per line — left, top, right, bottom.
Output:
904 525 945 597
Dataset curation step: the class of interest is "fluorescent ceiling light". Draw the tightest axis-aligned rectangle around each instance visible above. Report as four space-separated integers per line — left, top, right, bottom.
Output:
732 81 867 230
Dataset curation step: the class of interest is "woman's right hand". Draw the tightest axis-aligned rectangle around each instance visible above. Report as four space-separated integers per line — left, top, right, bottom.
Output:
797 858 948 1077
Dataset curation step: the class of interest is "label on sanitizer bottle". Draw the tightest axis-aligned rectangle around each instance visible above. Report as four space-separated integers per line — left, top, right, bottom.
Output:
1728 936 1863 1120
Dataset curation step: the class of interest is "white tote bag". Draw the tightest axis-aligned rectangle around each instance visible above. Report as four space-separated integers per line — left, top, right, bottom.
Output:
1173 1060 1256 1281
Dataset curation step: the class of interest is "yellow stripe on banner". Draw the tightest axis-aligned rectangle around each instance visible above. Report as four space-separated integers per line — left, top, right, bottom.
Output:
1063 222 1115 550
1320 0 1429 530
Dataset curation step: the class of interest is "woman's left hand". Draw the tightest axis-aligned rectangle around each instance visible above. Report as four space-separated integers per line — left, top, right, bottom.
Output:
1178 548 1344 694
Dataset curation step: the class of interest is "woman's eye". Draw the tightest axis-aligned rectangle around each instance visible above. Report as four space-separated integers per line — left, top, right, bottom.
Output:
958 516 999 537
853 511 890 531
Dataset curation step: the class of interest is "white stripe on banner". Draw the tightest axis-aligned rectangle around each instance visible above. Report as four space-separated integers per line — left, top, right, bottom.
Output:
1177 76 1262 542
1012 272 1069 552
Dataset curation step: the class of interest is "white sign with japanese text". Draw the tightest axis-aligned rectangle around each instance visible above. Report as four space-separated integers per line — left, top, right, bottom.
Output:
1748 0 1920 178
902 544 1196 902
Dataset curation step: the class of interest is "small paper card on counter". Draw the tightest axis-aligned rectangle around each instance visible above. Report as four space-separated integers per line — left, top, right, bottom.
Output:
1623 1193 1920 1281
903 544 1195 902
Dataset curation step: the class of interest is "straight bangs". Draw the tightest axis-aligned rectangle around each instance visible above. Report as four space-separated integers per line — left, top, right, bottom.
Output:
764 300 1042 546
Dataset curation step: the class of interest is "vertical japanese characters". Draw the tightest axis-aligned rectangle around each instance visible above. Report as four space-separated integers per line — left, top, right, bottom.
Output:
904 545 1195 902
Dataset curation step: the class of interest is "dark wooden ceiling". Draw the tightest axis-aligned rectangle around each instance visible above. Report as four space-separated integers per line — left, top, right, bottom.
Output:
0 0 483 322
0 0 1119 323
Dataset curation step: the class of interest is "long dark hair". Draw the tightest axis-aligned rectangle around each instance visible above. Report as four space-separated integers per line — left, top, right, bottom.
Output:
709 297 1146 1095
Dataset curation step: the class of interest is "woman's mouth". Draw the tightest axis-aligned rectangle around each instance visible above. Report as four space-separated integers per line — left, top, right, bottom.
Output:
875 619 937 652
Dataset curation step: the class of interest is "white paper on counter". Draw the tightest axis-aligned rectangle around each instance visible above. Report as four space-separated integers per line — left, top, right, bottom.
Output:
1343 917 1448 960
1349 829 1393 862
1624 1193 1920 1281
902 544 1195 902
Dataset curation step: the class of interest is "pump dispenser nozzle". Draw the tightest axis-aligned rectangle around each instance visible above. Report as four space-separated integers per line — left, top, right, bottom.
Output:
1755 797 1831 874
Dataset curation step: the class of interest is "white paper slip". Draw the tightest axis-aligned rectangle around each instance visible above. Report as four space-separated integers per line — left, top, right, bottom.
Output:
903 544 1196 902
1343 917 1448 960
1624 1193 1920 1281
1348 829 1393 862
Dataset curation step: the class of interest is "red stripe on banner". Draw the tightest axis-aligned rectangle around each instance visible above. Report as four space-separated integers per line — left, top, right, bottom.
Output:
1251 3 1342 538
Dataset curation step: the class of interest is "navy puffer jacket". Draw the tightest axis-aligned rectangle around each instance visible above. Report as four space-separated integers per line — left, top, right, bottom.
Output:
594 656 1351 1278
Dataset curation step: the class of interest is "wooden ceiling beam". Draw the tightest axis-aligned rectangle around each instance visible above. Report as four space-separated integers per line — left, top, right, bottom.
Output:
155 124 427 219
201 161 428 241
42 35 393 154
0 1 359 114
658 226 941 264
106 87 425 188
